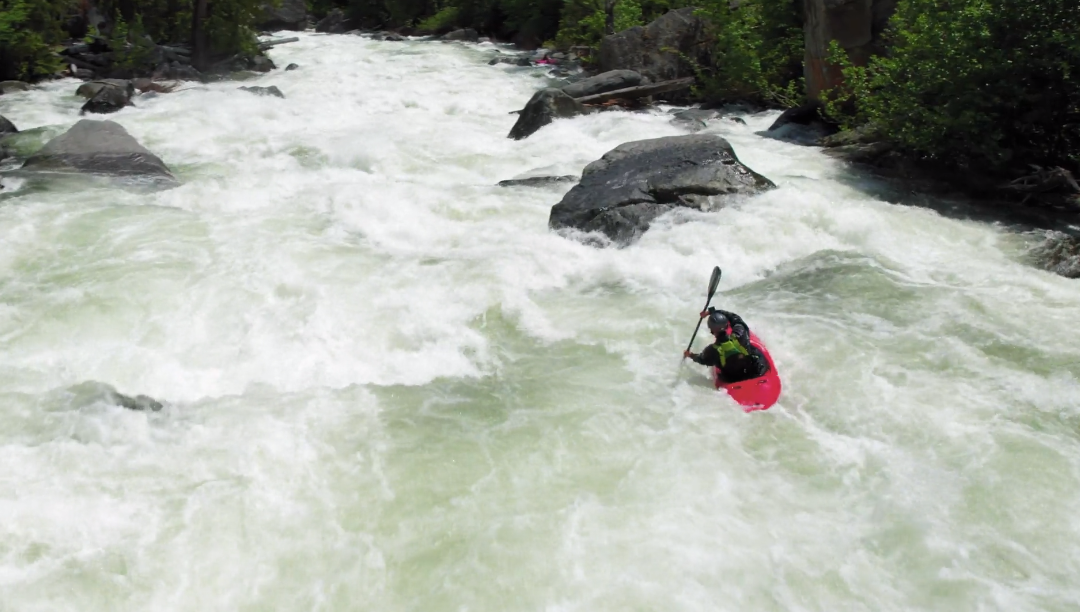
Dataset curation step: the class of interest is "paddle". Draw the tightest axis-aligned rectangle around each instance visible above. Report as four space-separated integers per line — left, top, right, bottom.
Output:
682 266 722 361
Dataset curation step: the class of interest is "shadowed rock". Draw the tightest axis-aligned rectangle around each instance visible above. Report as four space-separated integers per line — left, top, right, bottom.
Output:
21 119 178 186
256 0 307 31
549 134 775 244
0 115 16 135
508 89 588 140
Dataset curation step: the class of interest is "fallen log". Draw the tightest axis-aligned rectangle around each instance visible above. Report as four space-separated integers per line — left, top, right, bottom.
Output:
258 37 300 50
573 76 695 105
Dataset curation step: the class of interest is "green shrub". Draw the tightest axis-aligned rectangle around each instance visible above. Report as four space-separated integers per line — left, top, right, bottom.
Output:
0 0 72 81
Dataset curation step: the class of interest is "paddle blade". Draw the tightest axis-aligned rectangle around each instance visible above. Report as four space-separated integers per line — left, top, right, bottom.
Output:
707 266 722 300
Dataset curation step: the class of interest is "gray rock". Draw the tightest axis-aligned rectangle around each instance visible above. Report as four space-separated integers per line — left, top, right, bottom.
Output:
285 63 300 71
498 175 578 187
80 82 135 115
0 81 32 95
21 119 178 186
508 89 588 140
560 70 642 99
549 134 775 244
239 85 285 98
256 0 307 31
443 28 479 42
0 115 16 135
76 79 133 99
599 7 710 85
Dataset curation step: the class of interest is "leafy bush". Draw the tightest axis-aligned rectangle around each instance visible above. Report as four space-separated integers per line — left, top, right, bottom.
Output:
417 5 460 32
0 0 72 81
832 0 1080 172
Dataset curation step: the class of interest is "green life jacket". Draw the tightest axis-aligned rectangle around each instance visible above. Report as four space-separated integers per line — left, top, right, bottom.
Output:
714 338 749 368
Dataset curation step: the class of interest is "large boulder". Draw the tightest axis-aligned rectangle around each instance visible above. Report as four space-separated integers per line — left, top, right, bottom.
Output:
804 0 898 100
560 70 643 99
0 115 16 135
21 119 178 186
508 89 588 140
549 134 775 244
256 0 307 31
599 7 710 84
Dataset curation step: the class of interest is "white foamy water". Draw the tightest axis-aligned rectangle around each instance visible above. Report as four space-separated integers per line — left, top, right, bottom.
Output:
1 32 1079 611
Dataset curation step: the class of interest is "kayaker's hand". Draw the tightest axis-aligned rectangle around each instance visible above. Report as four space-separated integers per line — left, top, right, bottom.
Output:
699 309 710 319
683 350 695 360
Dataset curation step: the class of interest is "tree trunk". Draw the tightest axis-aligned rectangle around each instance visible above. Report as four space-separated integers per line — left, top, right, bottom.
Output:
605 0 616 35
191 0 209 70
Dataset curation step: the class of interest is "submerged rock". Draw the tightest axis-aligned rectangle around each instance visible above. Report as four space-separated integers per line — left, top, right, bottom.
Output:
549 134 775 244
67 381 164 411
239 85 285 98
508 89 588 140
21 119 178 186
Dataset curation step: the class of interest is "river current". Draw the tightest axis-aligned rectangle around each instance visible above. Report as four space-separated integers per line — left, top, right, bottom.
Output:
1 32 1079 611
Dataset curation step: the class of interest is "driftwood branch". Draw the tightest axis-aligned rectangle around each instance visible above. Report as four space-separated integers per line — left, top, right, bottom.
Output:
258 37 299 50
573 77 695 105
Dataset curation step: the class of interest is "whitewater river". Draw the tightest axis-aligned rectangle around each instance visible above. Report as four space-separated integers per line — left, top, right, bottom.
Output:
1 32 1079 611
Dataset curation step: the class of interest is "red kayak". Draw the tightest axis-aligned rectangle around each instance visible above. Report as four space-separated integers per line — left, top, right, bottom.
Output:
714 332 782 412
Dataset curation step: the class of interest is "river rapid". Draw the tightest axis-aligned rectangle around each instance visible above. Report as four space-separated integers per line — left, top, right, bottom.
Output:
1 32 1079 612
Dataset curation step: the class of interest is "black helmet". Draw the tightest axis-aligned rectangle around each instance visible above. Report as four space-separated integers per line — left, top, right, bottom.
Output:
707 311 729 334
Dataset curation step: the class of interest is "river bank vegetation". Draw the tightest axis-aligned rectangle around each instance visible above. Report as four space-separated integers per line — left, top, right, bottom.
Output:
1 0 1077 179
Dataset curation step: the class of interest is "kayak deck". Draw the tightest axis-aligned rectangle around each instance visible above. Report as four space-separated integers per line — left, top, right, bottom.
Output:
713 332 782 412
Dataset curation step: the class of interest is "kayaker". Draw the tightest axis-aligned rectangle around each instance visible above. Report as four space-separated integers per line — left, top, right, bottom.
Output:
683 307 770 383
